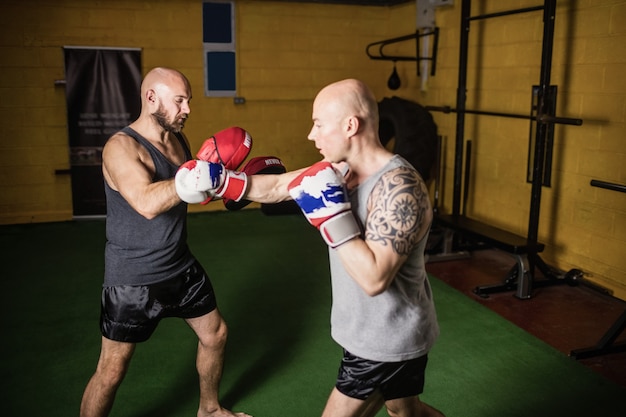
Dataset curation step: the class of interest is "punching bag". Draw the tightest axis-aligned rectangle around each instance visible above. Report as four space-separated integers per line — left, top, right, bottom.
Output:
378 96 438 182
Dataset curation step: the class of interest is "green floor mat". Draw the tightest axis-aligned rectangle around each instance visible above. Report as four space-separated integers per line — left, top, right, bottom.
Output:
1 210 624 416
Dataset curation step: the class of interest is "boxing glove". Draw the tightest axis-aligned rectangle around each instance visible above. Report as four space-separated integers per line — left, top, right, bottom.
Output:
175 176 210 204
196 126 252 204
175 160 248 204
197 126 252 168
287 161 360 248
223 156 287 211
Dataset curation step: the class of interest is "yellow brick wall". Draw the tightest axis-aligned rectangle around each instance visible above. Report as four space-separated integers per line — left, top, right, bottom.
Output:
0 0 624 299
0 0 400 222
404 0 626 299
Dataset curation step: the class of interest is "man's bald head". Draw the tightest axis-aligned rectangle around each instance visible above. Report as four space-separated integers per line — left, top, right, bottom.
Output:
141 67 191 103
139 67 192 133
314 79 379 131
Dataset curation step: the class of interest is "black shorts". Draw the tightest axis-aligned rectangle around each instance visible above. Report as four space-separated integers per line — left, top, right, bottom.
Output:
100 261 217 343
335 350 428 401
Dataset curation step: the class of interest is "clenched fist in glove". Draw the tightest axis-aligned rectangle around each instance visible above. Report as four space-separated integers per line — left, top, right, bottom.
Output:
197 126 252 169
288 161 360 248
196 126 252 204
175 160 247 204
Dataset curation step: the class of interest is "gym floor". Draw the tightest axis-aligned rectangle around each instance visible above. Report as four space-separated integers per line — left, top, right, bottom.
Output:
425 248 626 389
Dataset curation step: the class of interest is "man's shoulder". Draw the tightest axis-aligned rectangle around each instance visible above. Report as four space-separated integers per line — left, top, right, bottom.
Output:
104 130 140 149
102 131 147 166
379 163 420 184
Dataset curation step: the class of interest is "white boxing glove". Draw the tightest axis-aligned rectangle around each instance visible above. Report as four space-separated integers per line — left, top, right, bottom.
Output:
175 160 214 203
175 160 247 204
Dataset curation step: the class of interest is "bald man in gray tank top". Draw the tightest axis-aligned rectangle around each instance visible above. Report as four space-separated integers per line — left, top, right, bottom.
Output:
194 79 446 417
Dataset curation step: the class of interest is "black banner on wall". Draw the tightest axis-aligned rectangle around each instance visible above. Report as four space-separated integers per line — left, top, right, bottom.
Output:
63 47 142 217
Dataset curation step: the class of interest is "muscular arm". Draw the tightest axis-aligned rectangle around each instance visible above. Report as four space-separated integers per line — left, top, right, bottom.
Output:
244 167 307 204
102 133 182 219
336 167 433 296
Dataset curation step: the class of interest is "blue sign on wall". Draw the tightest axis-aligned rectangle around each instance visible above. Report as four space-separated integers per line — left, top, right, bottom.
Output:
206 51 236 91
203 1 236 96
203 2 232 43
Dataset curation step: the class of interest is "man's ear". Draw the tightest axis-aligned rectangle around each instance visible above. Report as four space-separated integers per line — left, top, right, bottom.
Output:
146 89 157 104
345 115 361 137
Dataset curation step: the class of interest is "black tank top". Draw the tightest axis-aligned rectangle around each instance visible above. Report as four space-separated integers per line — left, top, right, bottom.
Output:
103 127 194 286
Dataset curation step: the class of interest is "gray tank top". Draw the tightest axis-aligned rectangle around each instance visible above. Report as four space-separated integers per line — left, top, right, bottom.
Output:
103 127 195 286
328 155 440 362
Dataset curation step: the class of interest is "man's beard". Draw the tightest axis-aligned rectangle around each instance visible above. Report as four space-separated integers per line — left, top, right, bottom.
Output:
153 105 186 133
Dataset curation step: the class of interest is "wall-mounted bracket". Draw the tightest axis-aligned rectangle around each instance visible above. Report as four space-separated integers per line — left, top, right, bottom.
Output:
365 28 439 76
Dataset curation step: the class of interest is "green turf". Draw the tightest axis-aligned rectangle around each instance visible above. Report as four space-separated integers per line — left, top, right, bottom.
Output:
1 210 624 416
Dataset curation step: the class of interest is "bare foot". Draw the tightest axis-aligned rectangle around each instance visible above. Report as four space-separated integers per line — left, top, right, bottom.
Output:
199 408 252 417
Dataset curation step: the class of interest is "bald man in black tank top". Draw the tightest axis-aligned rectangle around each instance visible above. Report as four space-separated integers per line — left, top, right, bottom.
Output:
80 67 250 417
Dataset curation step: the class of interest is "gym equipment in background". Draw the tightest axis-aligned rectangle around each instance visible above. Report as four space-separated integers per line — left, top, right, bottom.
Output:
426 0 584 299
569 180 626 360
378 96 439 183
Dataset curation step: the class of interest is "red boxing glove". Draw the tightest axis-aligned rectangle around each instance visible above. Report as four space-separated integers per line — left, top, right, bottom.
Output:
197 126 252 169
223 156 287 211
196 126 252 204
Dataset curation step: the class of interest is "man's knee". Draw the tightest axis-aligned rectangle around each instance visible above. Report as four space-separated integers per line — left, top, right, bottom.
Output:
211 317 228 346
384 395 420 417
96 338 135 387
385 396 445 417
94 358 130 389
195 312 228 349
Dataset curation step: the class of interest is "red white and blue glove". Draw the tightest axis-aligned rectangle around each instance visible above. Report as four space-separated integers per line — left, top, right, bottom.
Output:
196 126 252 204
175 160 247 204
287 161 360 248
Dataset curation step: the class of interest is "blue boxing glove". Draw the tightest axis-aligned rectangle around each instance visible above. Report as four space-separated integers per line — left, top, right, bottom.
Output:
287 161 360 248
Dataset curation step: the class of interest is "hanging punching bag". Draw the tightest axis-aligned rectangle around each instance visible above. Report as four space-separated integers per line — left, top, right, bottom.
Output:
387 63 401 90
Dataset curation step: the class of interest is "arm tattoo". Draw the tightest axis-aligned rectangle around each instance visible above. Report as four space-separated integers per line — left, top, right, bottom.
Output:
365 167 430 256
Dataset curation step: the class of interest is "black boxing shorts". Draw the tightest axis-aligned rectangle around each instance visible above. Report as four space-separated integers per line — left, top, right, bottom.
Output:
335 350 428 401
100 260 217 343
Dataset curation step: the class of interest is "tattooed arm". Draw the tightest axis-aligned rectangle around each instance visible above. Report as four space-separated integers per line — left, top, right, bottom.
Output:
336 166 433 296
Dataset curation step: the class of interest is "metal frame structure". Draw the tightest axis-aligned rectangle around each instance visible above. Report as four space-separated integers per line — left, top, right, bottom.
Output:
428 0 584 298
569 179 626 359
366 29 440 77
